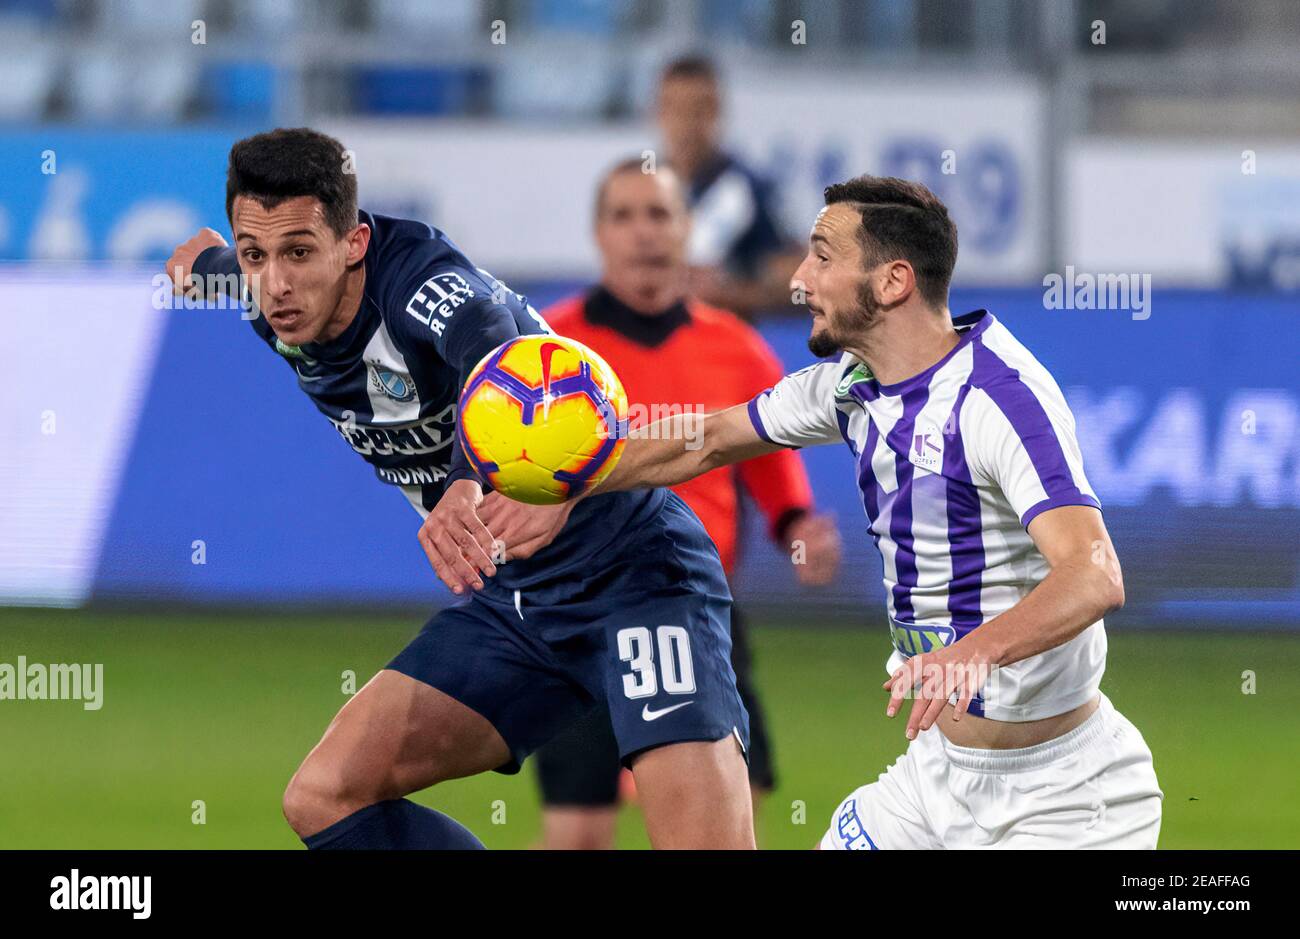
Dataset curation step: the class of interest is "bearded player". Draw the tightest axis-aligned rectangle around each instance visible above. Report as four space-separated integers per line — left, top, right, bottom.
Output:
165 128 754 849
593 175 1164 848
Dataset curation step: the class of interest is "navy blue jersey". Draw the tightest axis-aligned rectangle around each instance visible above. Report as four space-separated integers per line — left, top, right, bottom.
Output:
685 151 790 280
193 209 663 588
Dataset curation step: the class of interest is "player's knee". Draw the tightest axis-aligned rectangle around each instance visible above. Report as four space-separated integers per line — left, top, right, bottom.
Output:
282 766 330 837
282 758 371 838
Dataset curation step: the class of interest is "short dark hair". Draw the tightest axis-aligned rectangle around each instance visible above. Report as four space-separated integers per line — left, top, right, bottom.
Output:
823 175 958 308
225 128 358 238
660 54 718 86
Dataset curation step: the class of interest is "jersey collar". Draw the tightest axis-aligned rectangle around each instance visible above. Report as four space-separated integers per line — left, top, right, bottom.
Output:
869 309 995 398
584 285 691 348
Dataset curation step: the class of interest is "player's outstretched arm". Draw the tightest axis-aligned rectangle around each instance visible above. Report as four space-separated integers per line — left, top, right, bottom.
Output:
164 228 230 297
595 403 780 494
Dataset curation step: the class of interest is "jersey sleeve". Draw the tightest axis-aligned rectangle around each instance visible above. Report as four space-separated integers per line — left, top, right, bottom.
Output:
746 361 843 449
389 264 551 488
962 374 1101 528
191 244 277 348
192 244 241 287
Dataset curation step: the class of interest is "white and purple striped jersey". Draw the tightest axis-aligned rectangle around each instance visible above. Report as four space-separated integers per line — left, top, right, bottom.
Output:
747 310 1106 721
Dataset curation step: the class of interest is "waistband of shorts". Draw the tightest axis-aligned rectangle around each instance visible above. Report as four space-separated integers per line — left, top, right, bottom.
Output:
938 693 1111 773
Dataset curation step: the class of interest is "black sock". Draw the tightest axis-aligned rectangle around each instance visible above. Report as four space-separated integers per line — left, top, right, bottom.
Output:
301 799 485 850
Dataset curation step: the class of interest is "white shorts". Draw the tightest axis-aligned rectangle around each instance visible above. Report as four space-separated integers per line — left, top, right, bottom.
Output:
820 693 1163 849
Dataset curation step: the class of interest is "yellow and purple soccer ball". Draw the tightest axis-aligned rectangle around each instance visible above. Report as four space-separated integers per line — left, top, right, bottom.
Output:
457 335 628 504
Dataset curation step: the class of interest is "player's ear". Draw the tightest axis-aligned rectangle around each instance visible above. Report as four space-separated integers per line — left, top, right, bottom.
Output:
880 259 915 307
345 222 371 265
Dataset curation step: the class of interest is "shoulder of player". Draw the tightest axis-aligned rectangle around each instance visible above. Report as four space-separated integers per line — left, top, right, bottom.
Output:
955 358 1078 468
364 211 489 299
379 254 502 348
779 354 856 399
699 151 771 193
967 323 1073 416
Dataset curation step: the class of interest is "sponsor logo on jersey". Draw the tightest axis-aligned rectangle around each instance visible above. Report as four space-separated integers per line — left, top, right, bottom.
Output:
889 619 957 657
910 420 944 472
376 464 449 486
368 363 417 402
405 272 476 336
327 405 455 458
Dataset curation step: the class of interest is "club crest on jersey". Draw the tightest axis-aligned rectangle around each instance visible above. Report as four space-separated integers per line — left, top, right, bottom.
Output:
368 364 416 402
910 420 943 472
835 362 874 398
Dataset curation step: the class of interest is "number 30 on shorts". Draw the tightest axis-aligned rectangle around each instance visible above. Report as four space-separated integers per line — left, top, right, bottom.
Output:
617 626 696 699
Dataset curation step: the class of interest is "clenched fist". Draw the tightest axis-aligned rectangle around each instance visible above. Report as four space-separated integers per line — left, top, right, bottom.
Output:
165 228 228 298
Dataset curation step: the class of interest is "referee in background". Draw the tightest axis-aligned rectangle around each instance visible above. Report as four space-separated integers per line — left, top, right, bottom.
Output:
534 157 841 849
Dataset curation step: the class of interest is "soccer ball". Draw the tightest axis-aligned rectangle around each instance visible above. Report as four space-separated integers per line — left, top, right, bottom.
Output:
457 334 628 504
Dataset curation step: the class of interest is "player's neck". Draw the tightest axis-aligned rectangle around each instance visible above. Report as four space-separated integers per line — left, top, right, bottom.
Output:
848 307 958 388
316 263 367 344
670 145 718 184
603 279 685 317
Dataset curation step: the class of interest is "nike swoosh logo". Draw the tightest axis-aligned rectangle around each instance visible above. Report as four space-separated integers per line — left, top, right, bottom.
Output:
538 340 565 397
295 367 324 383
641 701 694 721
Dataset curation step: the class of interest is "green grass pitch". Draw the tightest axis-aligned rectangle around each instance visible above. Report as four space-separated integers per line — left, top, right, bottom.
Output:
1 607 1296 849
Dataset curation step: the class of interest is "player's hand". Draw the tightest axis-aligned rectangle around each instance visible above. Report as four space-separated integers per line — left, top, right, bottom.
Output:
418 479 498 594
787 512 841 586
881 640 995 740
165 228 228 297
476 493 575 562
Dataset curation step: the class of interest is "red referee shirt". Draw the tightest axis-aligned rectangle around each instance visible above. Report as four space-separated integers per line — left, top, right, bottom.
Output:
544 286 814 575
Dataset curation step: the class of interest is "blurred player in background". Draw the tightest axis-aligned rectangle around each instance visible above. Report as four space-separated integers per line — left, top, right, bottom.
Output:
535 158 841 849
656 55 803 320
592 175 1164 849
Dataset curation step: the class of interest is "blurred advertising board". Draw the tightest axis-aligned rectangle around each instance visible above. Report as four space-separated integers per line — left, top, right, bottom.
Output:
1 268 1295 626
1066 141 1300 290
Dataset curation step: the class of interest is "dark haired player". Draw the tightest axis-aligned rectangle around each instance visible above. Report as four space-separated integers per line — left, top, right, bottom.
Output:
656 55 802 319
593 175 1164 849
166 127 754 849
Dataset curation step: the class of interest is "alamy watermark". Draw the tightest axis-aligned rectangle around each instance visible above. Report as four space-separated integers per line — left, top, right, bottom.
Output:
598 402 707 450
50 869 150 919
1042 266 1152 320
0 656 103 710
151 269 261 318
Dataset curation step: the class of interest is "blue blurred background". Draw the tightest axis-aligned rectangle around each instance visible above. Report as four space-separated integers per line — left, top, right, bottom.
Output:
1 0 1297 626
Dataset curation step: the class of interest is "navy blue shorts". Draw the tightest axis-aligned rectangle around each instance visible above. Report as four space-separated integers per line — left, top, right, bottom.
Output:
386 490 750 774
